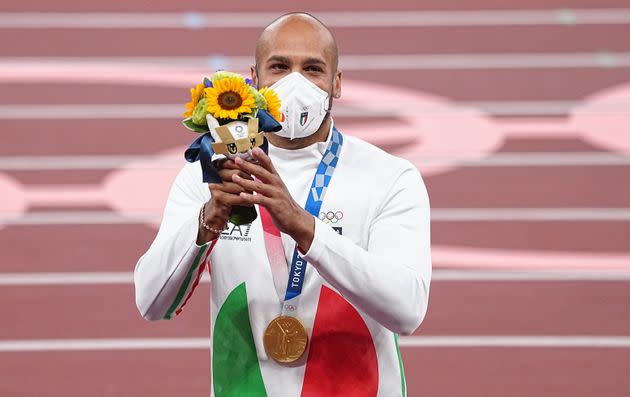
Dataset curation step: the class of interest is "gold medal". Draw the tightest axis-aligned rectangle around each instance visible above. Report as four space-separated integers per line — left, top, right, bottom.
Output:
263 316 309 364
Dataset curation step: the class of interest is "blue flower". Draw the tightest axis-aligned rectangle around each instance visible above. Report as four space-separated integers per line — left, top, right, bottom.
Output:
203 77 213 88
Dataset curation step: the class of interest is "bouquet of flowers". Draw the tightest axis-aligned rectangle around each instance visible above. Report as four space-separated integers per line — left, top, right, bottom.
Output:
182 71 283 225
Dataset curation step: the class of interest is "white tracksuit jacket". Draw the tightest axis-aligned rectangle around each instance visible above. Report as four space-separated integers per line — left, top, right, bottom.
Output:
135 126 432 397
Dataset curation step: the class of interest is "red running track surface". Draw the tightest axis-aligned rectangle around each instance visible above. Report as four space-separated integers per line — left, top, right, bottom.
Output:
1 1 630 396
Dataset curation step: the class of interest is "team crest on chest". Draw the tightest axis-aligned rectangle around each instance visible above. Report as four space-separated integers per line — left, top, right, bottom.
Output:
319 210 343 235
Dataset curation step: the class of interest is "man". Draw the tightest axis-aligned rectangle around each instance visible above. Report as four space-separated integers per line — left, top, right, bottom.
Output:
135 12 431 397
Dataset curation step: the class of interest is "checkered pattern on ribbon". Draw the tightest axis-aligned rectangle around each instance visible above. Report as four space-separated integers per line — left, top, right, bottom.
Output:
308 127 343 205
285 126 343 304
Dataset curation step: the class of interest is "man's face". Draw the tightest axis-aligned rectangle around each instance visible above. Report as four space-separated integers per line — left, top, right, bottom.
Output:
253 22 341 98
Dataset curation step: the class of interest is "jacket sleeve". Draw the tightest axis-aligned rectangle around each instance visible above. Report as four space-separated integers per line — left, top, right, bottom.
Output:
134 161 215 321
302 164 432 335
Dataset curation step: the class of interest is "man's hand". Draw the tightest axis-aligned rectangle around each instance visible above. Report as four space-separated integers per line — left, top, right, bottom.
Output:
231 147 315 252
196 160 253 245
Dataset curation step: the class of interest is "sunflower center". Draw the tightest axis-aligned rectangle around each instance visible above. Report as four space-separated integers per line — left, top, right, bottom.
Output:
218 91 243 110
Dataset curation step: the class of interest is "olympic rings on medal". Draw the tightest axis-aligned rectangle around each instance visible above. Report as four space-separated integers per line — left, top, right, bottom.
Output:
318 210 344 224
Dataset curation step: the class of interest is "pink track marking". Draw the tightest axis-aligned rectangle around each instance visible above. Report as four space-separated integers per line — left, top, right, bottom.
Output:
25 185 106 207
433 245 630 270
570 81 630 154
2 65 630 271
0 173 27 230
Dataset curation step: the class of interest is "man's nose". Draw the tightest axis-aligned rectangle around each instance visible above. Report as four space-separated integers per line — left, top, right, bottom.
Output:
288 69 317 84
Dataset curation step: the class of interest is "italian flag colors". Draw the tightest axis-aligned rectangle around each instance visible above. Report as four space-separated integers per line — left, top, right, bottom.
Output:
211 282 407 396
162 240 216 320
157 231 407 396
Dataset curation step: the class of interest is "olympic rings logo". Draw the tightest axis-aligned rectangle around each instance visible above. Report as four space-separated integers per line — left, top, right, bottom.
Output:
284 304 296 312
319 210 344 224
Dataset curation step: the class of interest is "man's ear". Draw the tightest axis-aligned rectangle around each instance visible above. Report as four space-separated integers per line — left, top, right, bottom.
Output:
332 69 342 99
251 65 258 88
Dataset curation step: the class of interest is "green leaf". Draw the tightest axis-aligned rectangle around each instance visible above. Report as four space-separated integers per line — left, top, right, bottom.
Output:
182 118 210 133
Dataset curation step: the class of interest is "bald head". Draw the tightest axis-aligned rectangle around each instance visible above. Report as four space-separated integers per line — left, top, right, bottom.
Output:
256 13 339 72
251 12 342 148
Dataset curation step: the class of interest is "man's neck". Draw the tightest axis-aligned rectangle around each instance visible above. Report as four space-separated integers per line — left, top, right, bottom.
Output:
265 116 331 150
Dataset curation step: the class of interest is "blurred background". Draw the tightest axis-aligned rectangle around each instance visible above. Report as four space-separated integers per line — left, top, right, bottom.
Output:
1 0 630 396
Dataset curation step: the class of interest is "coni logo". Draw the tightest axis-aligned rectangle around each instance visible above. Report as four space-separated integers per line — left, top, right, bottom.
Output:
319 210 343 224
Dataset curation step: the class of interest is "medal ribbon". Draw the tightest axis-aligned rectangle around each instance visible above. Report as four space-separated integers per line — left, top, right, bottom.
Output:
261 127 343 317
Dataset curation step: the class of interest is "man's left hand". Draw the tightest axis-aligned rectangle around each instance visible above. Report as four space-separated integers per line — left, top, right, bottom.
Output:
232 147 315 252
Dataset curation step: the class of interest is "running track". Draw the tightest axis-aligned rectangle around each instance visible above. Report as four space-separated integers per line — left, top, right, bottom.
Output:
1 1 630 396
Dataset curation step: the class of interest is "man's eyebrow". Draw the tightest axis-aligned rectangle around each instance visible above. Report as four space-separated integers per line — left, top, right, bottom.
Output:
303 57 327 66
265 55 292 64
264 55 327 67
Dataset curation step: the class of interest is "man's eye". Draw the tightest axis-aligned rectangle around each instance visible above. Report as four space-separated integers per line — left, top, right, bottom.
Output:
305 66 323 73
270 63 288 71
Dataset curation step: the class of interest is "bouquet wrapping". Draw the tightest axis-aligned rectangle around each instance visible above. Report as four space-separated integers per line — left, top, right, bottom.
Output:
182 71 282 225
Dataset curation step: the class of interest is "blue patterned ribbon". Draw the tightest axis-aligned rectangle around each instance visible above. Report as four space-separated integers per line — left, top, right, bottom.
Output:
284 127 344 304
184 110 281 183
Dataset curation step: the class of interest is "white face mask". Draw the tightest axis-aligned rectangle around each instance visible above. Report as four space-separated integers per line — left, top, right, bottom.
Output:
268 72 331 140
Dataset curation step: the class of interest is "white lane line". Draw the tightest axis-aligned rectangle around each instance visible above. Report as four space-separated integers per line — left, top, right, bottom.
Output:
0 336 628 352
1 9 630 29
0 272 137 285
431 269 630 281
404 153 630 167
0 211 159 225
3 52 630 71
431 208 630 221
1 101 628 119
2 208 630 226
0 338 211 352
2 269 630 286
0 104 181 119
340 52 630 70
1 152 630 171
0 155 182 170
398 336 630 348
0 155 184 170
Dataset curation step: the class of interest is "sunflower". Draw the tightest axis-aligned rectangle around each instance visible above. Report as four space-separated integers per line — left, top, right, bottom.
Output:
205 77 255 120
183 83 205 118
260 87 282 122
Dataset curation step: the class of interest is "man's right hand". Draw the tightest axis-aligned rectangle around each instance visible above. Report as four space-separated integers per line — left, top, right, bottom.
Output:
196 159 254 245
